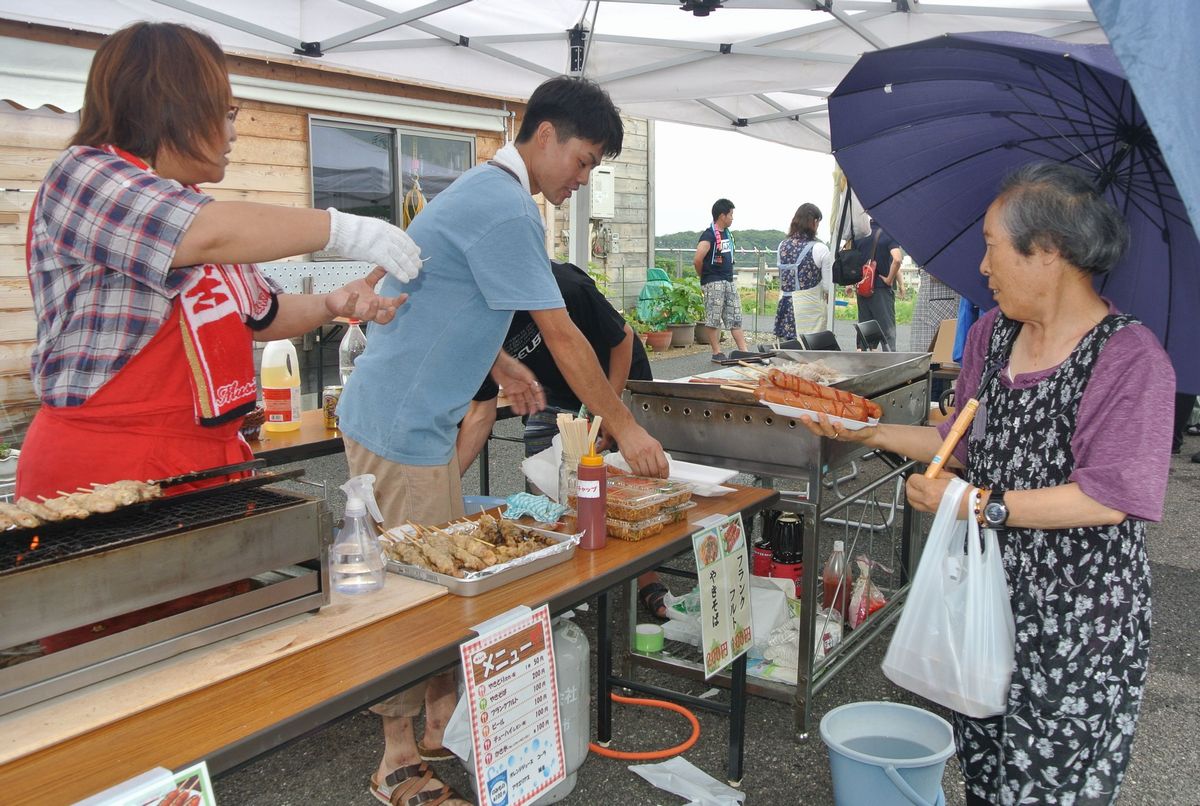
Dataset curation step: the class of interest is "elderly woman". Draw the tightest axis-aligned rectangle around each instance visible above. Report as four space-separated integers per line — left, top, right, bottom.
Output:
805 162 1173 804
774 203 832 341
17 22 420 498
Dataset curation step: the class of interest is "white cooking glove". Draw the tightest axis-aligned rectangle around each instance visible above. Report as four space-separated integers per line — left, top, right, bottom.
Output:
325 208 423 283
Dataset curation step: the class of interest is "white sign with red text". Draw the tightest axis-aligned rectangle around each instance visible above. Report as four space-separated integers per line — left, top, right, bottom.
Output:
460 604 565 806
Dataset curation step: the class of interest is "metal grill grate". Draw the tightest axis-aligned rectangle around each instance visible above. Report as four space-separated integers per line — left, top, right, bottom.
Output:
0 487 303 576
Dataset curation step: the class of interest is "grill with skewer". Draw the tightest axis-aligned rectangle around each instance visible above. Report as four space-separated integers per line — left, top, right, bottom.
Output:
0 470 331 716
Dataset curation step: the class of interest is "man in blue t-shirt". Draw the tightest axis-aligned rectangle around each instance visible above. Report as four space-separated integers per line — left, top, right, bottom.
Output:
693 198 749 361
337 77 668 806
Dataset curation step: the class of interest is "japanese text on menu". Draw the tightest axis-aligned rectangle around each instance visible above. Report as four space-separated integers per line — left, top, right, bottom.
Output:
691 513 753 677
460 605 565 806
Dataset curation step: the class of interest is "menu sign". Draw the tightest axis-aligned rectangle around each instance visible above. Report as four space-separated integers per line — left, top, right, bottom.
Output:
460 604 565 806
692 513 753 677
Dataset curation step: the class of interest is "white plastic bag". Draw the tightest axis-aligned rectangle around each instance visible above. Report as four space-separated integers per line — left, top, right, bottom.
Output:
881 479 1015 718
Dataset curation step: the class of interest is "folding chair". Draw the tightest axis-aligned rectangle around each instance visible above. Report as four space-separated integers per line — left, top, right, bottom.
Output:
854 319 885 351
797 330 840 351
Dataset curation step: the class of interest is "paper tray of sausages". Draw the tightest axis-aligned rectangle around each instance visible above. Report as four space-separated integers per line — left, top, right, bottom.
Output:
760 400 879 431
383 522 581 597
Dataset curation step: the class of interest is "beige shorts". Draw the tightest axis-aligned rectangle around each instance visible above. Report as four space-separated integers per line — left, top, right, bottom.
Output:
343 435 465 717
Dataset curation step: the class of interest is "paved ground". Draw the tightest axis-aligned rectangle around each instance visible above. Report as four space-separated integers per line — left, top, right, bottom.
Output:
216 320 1199 805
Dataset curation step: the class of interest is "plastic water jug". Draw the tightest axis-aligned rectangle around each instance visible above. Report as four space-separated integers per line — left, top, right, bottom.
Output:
261 339 300 433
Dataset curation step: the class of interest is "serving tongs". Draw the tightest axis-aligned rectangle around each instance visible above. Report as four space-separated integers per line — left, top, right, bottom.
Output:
152 458 266 489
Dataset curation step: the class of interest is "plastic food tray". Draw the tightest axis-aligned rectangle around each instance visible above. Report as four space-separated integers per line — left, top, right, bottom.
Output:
605 512 667 541
384 524 579 597
610 476 695 508
568 483 668 521
660 500 698 524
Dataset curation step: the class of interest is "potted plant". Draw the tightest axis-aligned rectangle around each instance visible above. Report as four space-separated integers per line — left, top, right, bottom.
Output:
622 309 651 345
663 277 704 347
0 442 18 484
638 300 674 352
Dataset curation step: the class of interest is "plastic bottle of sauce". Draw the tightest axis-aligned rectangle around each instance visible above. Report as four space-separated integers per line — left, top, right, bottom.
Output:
822 540 849 619
576 452 607 550
261 339 301 433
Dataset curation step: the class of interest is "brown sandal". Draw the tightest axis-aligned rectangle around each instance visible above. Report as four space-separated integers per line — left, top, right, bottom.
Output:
373 763 472 806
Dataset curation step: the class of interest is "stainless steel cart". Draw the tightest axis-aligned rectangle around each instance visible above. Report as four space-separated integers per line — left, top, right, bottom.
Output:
626 350 931 732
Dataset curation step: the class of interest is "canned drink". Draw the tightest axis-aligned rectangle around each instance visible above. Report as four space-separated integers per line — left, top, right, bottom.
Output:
322 385 343 429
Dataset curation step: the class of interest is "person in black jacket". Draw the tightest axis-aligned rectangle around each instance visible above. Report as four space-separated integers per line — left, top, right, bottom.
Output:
457 260 668 617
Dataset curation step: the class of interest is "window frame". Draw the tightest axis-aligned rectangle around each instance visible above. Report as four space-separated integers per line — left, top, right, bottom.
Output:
307 114 476 226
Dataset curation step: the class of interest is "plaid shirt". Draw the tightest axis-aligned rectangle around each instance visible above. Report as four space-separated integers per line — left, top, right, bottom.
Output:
28 146 271 407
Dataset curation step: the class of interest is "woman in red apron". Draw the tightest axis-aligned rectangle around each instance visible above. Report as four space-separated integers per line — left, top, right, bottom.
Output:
17 21 423 500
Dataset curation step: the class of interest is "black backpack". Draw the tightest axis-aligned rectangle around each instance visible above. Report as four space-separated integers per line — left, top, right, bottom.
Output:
831 190 868 286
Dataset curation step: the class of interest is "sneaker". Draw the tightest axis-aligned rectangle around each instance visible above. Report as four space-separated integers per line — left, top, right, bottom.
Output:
711 352 727 363
1193 451 1200 464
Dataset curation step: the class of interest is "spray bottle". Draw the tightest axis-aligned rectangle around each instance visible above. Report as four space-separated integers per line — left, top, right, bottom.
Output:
331 474 386 595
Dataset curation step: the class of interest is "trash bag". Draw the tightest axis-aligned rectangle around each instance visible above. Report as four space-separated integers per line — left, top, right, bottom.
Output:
881 479 1015 718
636 267 674 324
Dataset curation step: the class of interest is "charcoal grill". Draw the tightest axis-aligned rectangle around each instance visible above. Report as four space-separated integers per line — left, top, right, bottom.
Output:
0 471 332 716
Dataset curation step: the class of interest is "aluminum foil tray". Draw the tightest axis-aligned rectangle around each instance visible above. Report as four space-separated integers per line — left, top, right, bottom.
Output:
384 524 579 597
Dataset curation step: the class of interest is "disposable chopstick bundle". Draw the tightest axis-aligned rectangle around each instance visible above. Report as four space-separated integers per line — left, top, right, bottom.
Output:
557 412 590 462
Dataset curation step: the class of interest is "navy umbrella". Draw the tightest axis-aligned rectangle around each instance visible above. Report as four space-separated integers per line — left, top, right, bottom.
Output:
829 31 1200 393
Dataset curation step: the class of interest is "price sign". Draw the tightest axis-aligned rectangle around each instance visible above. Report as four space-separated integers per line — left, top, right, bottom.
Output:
692 513 753 677
460 605 565 806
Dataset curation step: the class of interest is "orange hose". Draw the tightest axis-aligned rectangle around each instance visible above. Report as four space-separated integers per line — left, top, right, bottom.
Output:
587 692 701 759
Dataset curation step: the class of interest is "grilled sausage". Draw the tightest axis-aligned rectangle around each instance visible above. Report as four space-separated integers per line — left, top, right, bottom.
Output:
766 369 882 419
756 385 871 422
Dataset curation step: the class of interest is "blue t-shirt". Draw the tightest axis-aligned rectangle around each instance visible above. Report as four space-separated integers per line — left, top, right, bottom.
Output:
698 225 734 284
338 163 564 465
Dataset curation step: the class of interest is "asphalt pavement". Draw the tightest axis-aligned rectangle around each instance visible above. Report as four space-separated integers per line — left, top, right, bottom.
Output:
216 320 1199 805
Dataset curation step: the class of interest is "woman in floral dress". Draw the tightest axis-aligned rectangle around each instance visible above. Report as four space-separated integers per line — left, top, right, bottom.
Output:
774 203 832 341
802 162 1173 804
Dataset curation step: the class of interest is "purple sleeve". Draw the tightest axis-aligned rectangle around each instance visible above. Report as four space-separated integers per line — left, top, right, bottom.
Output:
936 314 1174 521
1067 325 1174 521
936 308 997 466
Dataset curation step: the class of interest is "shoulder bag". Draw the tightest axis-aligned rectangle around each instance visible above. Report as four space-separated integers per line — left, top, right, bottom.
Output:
854 228 883 298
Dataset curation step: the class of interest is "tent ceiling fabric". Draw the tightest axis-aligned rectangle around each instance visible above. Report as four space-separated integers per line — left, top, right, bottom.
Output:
0 0 1107 152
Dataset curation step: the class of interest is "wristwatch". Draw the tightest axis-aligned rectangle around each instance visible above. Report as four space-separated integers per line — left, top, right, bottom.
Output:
982 491 1009 529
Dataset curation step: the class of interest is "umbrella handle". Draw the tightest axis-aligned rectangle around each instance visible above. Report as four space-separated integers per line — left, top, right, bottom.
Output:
925 398 979 478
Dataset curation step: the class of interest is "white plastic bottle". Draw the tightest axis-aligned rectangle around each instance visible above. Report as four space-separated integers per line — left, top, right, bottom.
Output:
338 320 367 385
261 339 301 433
330 474 386 595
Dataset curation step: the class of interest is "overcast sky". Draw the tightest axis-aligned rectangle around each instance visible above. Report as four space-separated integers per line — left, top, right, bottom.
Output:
652 120 837 237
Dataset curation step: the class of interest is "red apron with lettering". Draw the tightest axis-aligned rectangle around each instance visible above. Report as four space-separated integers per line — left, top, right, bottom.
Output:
16 303 252 501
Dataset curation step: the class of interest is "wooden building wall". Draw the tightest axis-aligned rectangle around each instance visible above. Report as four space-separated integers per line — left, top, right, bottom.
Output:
0 36 512 447
0 22 654 448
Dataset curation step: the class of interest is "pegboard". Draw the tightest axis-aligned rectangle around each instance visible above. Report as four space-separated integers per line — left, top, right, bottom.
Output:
259 261 375 294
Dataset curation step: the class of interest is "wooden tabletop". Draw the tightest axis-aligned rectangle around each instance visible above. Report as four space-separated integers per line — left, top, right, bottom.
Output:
248 396 519 466
0 484 776 805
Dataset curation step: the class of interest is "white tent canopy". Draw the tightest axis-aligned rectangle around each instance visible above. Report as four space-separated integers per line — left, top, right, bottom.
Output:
0 1 1107 153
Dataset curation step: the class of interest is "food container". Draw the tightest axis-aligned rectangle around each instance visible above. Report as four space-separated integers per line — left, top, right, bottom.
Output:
609 475 694 508
604 512 667 541
660 500 697 524
569 483 667 521
383 523 579 597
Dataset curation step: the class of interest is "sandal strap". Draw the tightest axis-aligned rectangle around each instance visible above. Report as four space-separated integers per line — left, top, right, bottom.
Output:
385 763 435 805
404 786 452 806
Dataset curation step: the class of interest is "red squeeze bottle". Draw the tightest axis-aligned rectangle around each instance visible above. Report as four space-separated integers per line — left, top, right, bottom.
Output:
576 453 607 550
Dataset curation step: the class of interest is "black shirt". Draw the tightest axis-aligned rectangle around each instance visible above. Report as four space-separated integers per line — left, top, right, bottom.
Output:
474 261 651 407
